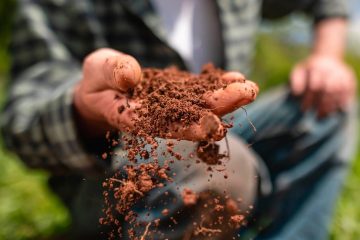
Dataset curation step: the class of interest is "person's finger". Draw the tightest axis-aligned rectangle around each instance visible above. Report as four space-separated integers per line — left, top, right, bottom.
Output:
290 64 307 96
203 79 259 116
104 53 142 92
83 48 142 92
301 69 322 111
340 70 356 111
166 113 225 141
301 91 315 112
319 94 340 118
308 69 324 92
316 74 339 118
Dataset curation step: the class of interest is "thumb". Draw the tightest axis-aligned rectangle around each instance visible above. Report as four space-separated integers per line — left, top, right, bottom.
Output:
290 64 306 96
83 48 142 92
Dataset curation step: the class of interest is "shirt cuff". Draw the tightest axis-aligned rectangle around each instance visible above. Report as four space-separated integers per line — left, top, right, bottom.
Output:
311 0 349 22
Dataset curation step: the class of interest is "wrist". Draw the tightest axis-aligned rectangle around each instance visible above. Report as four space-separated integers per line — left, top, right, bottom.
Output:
312 18 347 60
310 49 344 61
308 52 343 61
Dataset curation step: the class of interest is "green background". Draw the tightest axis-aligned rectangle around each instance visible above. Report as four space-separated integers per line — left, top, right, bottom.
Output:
0 1 359 239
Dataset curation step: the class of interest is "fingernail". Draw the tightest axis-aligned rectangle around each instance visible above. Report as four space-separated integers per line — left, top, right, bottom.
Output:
112 55 142 91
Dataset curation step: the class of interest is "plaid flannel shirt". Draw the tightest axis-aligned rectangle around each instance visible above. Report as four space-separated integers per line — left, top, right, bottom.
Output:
1 0 349 175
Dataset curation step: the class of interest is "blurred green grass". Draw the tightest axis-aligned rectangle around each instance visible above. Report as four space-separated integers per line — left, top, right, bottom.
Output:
0 149 70 240
0 2 359 239
0 1 70 239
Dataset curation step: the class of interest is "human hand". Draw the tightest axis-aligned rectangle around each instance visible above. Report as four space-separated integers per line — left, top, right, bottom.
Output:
74 48 142 138
74 48 259 141
291 54 356 118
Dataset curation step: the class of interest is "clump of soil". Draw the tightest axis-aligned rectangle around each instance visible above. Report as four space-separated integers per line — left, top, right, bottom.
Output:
197 141 227 165
130 64 227 138
100 64 254 239
182 188 198 206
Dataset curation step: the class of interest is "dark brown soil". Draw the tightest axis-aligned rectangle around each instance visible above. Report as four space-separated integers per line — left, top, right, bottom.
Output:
197 141 227 165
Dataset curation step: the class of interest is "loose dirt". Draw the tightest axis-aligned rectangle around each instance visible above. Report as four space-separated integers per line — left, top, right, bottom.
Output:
100 64 256 239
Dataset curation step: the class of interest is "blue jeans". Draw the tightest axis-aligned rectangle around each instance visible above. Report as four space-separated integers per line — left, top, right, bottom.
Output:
230 86 357 240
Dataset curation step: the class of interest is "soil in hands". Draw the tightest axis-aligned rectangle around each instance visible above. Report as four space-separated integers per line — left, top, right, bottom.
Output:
100 64 250 239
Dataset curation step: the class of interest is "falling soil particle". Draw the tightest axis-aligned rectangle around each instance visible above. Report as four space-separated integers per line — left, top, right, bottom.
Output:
182 188 198 206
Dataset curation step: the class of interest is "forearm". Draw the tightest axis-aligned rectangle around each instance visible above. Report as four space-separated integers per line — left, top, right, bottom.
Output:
312 18 348 59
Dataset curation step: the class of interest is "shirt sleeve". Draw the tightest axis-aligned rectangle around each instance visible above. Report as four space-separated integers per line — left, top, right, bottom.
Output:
1 0 110 175
261 0 349 22
308 0 349 22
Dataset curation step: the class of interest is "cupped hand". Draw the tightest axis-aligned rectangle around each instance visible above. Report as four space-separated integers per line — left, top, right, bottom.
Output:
74 48 141 138
291 55 356 118
74 48 259 141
